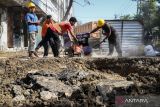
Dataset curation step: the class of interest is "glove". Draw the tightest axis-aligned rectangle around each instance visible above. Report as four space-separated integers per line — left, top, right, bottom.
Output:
71 37 79 45
74 38 79 45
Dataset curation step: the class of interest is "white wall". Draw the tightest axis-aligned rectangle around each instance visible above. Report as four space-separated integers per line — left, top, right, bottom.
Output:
32 0 59 21
0 0 74 51
31 0 73 22
0 8 7 51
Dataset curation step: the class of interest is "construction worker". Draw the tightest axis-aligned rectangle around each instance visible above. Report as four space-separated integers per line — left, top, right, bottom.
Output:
41 15 54 57
89 19 122 57
35 17 78 57
25 2 39 58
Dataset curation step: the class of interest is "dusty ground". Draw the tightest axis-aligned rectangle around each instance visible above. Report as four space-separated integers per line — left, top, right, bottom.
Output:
0 52 160 107
0 51 26 58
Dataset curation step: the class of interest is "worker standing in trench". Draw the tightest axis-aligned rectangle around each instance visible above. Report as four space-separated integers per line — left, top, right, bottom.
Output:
25 2 40 58
35 17 78 57
89 19 122 57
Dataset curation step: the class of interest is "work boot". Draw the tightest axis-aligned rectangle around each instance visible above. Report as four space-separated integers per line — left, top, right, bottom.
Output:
35 47 39 53
35 45 41 53
33 51 39 57
43 56 48 58
28 51 34 58
118 53 122 57
107 53 113 56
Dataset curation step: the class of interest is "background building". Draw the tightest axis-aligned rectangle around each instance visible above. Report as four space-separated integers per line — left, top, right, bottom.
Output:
0 0 73 51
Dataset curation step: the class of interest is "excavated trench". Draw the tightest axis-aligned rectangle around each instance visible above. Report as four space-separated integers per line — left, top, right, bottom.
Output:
0 57 160 107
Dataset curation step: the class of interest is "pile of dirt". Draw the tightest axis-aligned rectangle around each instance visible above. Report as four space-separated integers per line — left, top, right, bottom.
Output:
0 57 159 106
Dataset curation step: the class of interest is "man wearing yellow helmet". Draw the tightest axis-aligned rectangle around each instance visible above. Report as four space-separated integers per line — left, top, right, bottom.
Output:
89 19 122 57
25 2 40 58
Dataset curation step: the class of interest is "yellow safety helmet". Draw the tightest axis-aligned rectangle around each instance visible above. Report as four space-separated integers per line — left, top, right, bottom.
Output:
27 2 36 8
97 19 105 27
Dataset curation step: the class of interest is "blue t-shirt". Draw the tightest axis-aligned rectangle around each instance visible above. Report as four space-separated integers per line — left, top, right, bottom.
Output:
25 13 38 33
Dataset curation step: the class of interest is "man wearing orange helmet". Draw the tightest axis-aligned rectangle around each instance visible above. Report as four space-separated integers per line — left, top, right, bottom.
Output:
89 19 122 57
25 2 40 58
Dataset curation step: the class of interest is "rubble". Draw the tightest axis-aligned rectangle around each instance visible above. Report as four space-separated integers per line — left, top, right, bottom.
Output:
0 57 159 106
40 91 57 101
12 95 25 102
12 85 22 96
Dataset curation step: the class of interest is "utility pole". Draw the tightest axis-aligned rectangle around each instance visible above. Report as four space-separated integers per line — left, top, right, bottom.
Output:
132 0 144 15
138 0 144 15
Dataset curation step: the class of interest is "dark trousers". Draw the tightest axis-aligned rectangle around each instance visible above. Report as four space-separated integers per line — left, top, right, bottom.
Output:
37 28 60 57
42 37 49 56
108 34 122 56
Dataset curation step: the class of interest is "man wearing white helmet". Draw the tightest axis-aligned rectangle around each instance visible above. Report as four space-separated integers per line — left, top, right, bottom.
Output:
25 2 40 58
89 19 122 57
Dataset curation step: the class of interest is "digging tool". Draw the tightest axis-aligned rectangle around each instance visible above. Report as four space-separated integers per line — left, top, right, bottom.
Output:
93 36 108 48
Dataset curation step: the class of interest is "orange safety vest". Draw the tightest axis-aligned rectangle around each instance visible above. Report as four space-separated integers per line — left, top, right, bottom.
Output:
59 22 72 34
42 21 72 37
50 22 72 35
41 20 55 37
52 23 62 34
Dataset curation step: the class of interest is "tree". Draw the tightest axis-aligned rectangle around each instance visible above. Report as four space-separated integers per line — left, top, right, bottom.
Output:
62 0 73 21
62 0 91 21
154 1 160 30
131 0 160 46
133 0 157 33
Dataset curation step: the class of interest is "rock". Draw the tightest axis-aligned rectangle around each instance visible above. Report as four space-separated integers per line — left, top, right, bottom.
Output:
25 99 30 105
77 71 89 80
58 70 89 80
43 101 48 106
23 89 31 96
96 79 134 101
58 70 89 82
12 85 22 96
70 89 86 100
34 70 57 77
70 79 77 85
97 83 113 94
40 91 57 101
0 69 4 74
96 96 103 105
58 70 76 81
65 92 72 97
12 95 25 102
60 65 67 69
138 61 143 65
28 70 39 74
37 76 73 95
